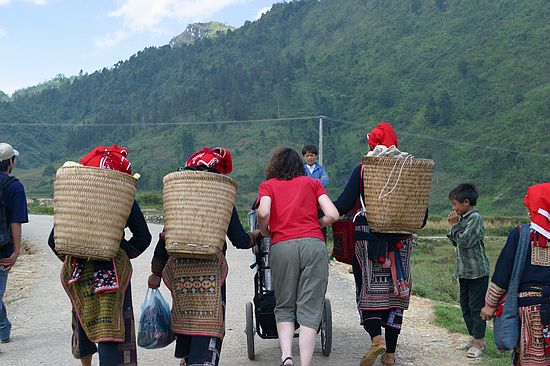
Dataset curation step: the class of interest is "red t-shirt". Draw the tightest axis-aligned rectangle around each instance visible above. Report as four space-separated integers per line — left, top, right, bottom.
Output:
258 176 326 244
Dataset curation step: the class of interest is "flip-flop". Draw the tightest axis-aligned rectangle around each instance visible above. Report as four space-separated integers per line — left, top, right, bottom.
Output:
466 346 484 358
279 356 294 366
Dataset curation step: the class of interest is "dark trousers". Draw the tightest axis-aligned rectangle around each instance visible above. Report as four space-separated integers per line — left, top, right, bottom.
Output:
459 276 488 339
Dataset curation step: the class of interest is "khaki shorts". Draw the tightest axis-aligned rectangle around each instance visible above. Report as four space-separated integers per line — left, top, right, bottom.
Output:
269 238 329 330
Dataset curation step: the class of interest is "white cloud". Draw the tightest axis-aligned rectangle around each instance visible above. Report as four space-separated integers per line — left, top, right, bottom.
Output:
94 29 132 49
254 6 271 20
0 27 6 39
0 0 10 6
23 0 48 5
108 0 241 32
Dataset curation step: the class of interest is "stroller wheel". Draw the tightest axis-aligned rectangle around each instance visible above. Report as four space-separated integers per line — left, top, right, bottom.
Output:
321 298 332 356
245 302 255 360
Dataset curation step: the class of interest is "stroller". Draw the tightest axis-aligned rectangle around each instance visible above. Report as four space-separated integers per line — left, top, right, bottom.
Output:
245 209 332 360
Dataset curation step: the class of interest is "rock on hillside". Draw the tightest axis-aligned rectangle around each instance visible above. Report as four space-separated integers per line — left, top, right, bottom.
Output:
169 22 235 47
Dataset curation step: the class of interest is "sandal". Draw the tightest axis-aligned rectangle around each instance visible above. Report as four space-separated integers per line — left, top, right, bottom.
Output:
381 353 396 365
279 356 294 366
466 346 484 358
455 338 473 350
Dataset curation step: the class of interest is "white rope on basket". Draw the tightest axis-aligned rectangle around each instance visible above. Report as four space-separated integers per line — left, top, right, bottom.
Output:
378 154 413 200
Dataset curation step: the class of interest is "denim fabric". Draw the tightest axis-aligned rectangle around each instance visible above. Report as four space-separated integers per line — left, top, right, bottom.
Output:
0 265 11 341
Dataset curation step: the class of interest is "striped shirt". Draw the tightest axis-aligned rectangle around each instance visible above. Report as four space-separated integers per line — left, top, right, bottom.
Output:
447 209 490 279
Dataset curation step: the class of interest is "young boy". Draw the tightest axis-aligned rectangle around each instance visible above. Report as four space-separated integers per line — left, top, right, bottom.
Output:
447 183 490 359
302 144 329 187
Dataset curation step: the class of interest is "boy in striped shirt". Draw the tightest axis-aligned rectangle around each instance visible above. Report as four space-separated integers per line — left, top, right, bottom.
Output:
447 183 489 359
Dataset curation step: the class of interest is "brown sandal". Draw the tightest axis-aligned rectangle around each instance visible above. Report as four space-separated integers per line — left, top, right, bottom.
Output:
381 353 396 365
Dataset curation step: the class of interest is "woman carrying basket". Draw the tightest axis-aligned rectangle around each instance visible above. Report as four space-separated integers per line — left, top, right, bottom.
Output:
256 146 339 366
48 145 152 366
333 122 424 366
480 183 550 366
147 147 260 366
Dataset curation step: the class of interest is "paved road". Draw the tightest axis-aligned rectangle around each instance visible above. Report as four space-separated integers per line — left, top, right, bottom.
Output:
0 215 369 366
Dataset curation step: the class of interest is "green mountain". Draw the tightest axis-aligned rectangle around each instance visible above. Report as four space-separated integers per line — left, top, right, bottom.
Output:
1 0 549 215
169 22 235 47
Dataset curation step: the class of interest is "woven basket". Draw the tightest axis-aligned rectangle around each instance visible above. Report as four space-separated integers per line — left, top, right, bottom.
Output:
362 156 434 233
163 170 237 259
53 166 137 260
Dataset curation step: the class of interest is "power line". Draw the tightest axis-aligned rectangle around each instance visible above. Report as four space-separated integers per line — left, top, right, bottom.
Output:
0 116 320 127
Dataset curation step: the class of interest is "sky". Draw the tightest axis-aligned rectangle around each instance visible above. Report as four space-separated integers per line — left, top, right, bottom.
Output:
0 0 277 95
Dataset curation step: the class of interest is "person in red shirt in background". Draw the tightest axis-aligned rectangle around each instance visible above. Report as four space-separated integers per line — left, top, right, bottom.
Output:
256 146 339 366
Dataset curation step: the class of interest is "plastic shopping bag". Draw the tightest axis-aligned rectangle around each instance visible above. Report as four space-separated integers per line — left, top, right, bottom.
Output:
137 288 174 349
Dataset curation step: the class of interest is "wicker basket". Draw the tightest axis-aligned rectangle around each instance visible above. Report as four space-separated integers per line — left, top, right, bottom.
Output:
362 156 434 233
163 170 237 259
53 166 137 260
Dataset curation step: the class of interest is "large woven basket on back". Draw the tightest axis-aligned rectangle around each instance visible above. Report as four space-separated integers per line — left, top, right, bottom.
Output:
54 166 137 260
163 170 237 259
362 156 434 233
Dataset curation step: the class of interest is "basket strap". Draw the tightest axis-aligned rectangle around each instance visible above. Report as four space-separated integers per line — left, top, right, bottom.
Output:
354 164 367 222
378 154 413 200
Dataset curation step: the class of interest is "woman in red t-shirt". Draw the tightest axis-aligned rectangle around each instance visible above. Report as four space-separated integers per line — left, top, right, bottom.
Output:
257 147 339 366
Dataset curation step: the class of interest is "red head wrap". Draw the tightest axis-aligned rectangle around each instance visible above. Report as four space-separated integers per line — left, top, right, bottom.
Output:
367 122 398 148
524 183 550 239
185 147 232 174
79 144 132 175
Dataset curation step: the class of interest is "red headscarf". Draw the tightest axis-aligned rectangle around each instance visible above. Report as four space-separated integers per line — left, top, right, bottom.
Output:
524 183 550 240
367 122 399 148
79 145 132 175
184 147 232 174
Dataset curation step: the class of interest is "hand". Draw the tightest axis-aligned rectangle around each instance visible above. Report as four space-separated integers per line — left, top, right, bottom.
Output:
480 305 497 321
148 273 162 289
448 210 459 225
0 251 20 272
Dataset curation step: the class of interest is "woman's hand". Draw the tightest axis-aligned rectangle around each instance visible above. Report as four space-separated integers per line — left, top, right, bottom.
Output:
480 305 497 321
249 229 262 248
148 273 162 289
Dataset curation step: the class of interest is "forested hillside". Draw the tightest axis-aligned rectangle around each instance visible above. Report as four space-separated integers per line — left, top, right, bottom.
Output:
1 0 548 214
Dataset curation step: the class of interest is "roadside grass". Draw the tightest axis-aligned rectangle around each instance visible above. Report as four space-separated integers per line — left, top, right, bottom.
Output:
414 236 512 365
421 216 527 236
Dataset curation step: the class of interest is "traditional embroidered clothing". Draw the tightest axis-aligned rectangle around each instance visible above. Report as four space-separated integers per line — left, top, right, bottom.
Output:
163 255 228 339
151 152 252 365
334 163 424 355
184 147 232 174
486 183 550 365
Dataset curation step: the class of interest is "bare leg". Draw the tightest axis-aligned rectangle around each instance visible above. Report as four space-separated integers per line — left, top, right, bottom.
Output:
80 355 92 366
276 322 295 365
298 326 317 366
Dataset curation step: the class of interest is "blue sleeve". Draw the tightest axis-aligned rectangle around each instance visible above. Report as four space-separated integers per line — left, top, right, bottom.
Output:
490 227 519 289
319 165 330 187
333 165 361 215
6 181 28 224
227 206 252 249
120 200 152 258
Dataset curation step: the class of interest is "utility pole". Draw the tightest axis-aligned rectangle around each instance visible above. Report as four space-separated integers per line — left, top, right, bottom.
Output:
318 116 324 166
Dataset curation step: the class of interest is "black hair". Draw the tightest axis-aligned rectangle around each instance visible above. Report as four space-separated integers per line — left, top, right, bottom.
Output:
0 156 15 173
449 183 479 205
301 144 318 156
265 146 306 180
